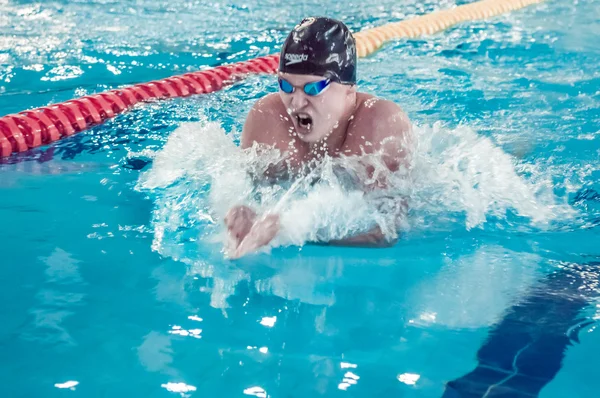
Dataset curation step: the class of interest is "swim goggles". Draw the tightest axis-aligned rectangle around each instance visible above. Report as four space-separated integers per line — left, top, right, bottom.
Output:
278 77 331 96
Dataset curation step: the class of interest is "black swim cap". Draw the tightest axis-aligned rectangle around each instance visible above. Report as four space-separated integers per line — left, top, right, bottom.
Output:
279 17 356 85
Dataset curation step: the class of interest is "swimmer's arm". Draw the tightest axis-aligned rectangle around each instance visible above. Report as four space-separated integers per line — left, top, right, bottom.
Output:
326 226 398 248
324 195 406 248
366 99 413 181
326 101 411 248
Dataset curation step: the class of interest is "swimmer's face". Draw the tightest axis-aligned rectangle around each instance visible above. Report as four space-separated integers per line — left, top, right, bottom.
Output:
278 72 356 143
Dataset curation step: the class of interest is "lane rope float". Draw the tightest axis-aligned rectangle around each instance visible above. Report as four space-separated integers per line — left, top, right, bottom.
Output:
354 0 543 57
0 0 543 158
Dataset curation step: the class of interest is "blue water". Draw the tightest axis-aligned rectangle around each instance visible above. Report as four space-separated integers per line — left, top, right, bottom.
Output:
1 0 599 397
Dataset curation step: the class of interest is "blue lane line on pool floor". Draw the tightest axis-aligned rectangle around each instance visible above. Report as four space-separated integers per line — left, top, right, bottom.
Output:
442 263 599 398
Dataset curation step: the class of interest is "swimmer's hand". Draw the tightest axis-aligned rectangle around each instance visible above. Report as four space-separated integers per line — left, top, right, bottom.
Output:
225 205 257 245
231 213 280 259
225 206 279 259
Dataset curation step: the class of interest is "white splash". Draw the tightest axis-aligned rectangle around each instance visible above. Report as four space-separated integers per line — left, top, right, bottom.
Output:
246 345 269 354
137 119 573 260
398 373 420 385
338 370 360 390
338 382 351 390
344 371 360 380
54 381 78 389
259 316 277 327
409 122 571 230
41 65 83 81
168 325 202 339
161 382 197 394
418 312 437 323
243 386 267 397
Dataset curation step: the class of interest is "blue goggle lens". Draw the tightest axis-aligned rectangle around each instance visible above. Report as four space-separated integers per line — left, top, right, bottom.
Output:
304 79 330 96
278 78 294 94
278 78 331 96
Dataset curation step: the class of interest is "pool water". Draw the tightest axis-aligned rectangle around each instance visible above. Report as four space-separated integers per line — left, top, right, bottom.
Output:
1 0 599 397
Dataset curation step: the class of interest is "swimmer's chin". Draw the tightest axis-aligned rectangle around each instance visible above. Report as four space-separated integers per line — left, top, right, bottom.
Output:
294 129 327 143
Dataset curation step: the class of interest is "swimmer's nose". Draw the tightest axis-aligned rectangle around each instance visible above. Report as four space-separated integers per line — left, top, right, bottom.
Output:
290 90 309 109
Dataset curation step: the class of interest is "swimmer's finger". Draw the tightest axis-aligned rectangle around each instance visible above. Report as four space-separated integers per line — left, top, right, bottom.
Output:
231 222 277 259
231 235 259 258
225 205 256 225
230 217 253 241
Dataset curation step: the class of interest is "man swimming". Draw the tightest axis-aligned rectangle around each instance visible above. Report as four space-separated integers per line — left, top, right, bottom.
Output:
225 17 413 258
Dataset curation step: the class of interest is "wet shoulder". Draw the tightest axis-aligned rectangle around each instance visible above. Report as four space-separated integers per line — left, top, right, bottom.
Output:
249 93 287 117
353 93 406 122
242 93 292 149
344 93 411 154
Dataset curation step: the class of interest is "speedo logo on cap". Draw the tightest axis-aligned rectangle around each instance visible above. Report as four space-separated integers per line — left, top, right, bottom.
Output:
284 53 308 65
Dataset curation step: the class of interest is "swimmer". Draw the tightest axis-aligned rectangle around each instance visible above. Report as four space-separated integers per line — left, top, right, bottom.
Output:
225 17 413 258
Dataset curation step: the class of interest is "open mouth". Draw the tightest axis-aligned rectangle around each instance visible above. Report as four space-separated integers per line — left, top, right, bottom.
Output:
296 113 313 130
